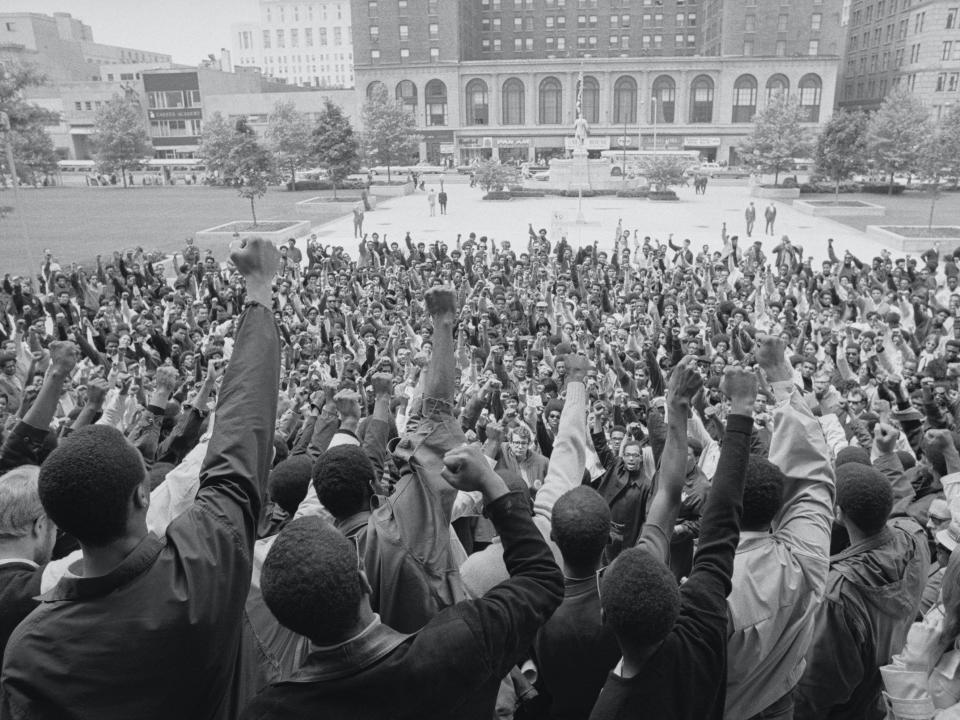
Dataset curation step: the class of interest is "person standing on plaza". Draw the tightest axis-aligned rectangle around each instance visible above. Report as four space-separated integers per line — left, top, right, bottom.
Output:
438 187 448 215
745 202 756 238
353 200 365 239
764 202 777 236
428 188 437 217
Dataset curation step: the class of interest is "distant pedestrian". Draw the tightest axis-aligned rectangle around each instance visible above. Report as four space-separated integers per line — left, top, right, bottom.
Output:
745 202 756 238
353 201 365 238
427 188 437 217
469 172 476 188
765 203 777 236
438 189 448 215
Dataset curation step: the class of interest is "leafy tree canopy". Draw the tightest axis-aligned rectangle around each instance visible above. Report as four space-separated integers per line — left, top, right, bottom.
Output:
738 93 811 185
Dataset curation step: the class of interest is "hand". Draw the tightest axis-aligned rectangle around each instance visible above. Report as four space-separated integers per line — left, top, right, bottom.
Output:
667 356 703 407
229 238 280 306
85 378 110 408
48 341 78 377
333 389 361 420
874 423 899 455
563 353 591 383
425 286 458 326
924 429 958 457
441 443 508 501
485 421 505 443
755 335 792 384
720 366 758 416
371 372 394 397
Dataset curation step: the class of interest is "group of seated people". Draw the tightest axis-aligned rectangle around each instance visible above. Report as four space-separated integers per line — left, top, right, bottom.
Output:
1 222 960 720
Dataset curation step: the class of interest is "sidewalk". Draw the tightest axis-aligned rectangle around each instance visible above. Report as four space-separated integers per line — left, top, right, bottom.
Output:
309 182 888 264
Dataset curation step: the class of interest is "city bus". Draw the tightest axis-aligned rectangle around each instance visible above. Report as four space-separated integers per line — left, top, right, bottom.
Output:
601 149 702 178
57 158 206 186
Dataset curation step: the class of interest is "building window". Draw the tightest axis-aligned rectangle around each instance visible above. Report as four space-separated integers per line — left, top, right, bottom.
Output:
399 0 407 11
263 30 271 49
466 78 489 125
732 74 757 123
743 40 754 55
502 78 525 124
371 25 380 40
809 40 819 55
613 75 637 124
811 13 822 30
429 0 439 13
424 79 447 125
948 7 958 28
399 25 408 41
766 73 789 100
334 28 342 45
539 77 563 124
369 0 378 16
401 47 410 58
777 14 788 31
745 14 756 31
306 28 314 46
397 80 417 116
430 47 439 60
578 75 600 123
689 75 714 123
944 41 953 60
798 74 822 121
429 23 439 39
371 49 381 61
651 75 676 123
526 37 534 50
319 28 327 45
74 101 82 111
291 29 299 47
277 29 285 47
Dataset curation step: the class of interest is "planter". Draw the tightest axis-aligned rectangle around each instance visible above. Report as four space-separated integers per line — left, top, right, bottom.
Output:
368 181 414 197
648 190 679 201
483 191 513 200
617 189 649 198
794 199 886 217
296 195 377 217
866 225 960 252
196 220 312 244
751 186 801 199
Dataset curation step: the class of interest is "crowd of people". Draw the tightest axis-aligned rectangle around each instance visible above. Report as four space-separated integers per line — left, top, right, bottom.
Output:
2 219 960 720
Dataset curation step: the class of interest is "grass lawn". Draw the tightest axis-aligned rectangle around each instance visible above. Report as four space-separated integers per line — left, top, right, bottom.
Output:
881 226 960 239
814 189 960 233
0 185 350 273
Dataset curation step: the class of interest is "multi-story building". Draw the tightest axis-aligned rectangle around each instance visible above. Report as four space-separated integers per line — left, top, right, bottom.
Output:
231 0 355 88
349 0 841 165
0 12 170 82
700 0 846 58
838 0 960 116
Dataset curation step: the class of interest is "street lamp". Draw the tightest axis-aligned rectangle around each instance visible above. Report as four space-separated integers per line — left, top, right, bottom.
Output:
651 96 658 158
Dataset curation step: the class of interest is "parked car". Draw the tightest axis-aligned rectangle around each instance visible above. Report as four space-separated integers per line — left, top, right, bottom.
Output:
531 171 550 182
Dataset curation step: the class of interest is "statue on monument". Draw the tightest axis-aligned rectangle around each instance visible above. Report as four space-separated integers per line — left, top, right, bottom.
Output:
573 112 589 150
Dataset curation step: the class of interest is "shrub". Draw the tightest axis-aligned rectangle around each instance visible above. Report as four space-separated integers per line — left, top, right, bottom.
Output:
781 176 799 188
616 188 649 198
862 183 906 195
648 190 679 201
286 179 368 191
483 191 512 200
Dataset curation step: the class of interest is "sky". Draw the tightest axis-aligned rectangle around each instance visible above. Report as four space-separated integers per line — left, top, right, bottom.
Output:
4 0 261 64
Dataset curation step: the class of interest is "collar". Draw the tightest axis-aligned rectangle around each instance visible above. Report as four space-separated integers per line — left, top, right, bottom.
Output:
0 558 39 570
40 533 165 603
737 529 773 548
292 615 411 683
831 526 894 564
335 510 371 538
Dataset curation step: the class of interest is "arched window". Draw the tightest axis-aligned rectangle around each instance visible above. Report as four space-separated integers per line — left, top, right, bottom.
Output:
366 80 386 100
502 78 525 125
689 75 714 123
539 76 563 125
424 79 447 126
766 74 790 102
799 74 822 122
465 79 489 125
613 76 637 125
396 80 417 117
578 75 599 124
731 74 757 123
651 75 676 124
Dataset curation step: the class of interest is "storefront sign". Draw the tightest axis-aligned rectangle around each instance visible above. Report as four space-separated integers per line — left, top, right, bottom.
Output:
683 136 721 148
148 108 202 120
640 136 683 151
564 136 611 150
497 137 531 147
458 137 481 148
439 143 455 154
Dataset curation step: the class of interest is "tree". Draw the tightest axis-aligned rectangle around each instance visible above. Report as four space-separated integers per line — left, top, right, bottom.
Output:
265 100 313 190
917 104 960 228
0 62 59 186
198 111 236 180
737 93 811 186
228 119 275 225
639 155 689 194
90 93 152 188
362 84 419 182
311 99 360 199
814 109 869 199
866 86 931 195
473 160 517 194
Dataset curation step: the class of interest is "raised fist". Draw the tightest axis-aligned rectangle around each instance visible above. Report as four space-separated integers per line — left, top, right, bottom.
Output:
755 335 792 384
371 372 394 396
229 238 280 299
48 341 78 377
667 356 703 407
874 423 899 455
563 353 591 383
425 286 458 325
720 366 758 414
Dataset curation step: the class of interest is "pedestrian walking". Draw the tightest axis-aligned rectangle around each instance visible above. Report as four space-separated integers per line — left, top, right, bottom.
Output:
745 202 756 238
764 202 777 236
427 188 437 217
353 201 365 238
438 188 448 215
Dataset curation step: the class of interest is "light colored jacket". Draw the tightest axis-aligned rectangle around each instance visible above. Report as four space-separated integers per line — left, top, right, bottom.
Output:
724 382 836 719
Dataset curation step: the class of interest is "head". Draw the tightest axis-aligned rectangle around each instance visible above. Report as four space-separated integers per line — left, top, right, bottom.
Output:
551 487 611 572
261 517 369 645
600 547 680 657
622 440 643 473
0 466 58 564
835 463 893 537
268 456 314 516
313 445 376 520
38 425 148 547
741 456 786 531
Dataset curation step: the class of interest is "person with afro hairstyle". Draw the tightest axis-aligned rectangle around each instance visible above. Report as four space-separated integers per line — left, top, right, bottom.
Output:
724 335 836 720
241 442 563 720
261 455 313 537
590 363 758 720
1 238 282 720
795 456 929 720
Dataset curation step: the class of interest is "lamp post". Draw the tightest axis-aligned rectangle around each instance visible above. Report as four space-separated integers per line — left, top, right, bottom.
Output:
652 97 658 158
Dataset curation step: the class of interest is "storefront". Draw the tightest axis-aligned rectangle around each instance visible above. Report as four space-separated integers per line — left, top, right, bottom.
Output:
422 130 455 166
457 136 492 165
683 136 721 162
497 137 534 164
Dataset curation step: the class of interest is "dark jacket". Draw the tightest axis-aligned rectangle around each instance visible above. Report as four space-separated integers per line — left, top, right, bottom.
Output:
0 305 280 720
589 413 754 720
241 491 564 720
0 563 41 661
794 517 929 720
590 430 654 561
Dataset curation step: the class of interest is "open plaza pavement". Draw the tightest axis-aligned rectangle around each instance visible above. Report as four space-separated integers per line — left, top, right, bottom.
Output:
3 176 959 275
